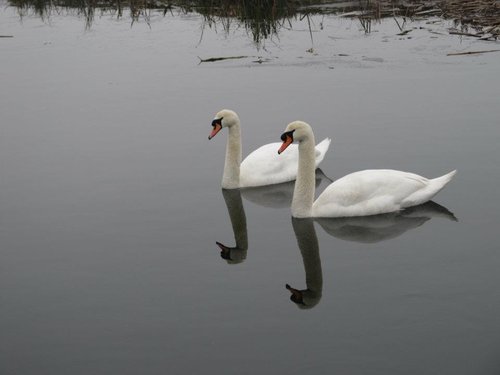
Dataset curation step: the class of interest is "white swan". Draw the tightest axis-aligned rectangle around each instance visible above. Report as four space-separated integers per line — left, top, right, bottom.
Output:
278 121 456 218
208 110 331 189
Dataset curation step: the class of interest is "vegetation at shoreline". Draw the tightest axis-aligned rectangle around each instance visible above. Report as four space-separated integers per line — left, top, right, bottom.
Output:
8 0 500 43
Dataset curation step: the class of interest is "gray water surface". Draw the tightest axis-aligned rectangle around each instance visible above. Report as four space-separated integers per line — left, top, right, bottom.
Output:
1 5 500 375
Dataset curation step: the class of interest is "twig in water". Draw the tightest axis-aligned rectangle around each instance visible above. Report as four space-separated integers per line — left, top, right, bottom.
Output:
198 56 250 64
448 29 482 38
447 49 500 56
397 29 412 35
306 14 314 46
394 16 403 32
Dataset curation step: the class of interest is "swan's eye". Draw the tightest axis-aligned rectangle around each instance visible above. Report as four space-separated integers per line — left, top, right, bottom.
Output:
212 117 223 127
280 130 295 141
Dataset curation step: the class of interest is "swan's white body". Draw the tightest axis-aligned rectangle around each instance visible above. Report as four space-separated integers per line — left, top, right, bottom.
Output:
239 140 330 188
209 110 331 189
312 169 456 218
279 121 456 218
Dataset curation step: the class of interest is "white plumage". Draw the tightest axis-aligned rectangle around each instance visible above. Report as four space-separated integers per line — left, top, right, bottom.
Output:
209 110 331 189
239 140 330 187
279 121 456 218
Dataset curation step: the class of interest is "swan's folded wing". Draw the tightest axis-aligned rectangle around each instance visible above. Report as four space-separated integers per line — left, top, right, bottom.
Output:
313 170 431 217
240 143 300 187
314 138 332 166
240 139 331 188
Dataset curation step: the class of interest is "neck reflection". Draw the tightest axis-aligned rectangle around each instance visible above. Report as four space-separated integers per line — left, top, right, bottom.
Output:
216 188 248 264
287 217 323 309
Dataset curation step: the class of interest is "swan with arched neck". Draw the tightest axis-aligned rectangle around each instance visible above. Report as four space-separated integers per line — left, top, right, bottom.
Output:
209 110 331 189
278 121 456 218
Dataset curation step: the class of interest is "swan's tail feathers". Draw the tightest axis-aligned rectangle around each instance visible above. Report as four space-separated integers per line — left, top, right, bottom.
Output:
315 168 334 183
314 138 332 166
421 170 457 204
431 170 457 191
402 170 456 208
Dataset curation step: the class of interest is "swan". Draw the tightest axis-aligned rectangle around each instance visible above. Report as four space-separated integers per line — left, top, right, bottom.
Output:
278 121 456 218
208 110 331 189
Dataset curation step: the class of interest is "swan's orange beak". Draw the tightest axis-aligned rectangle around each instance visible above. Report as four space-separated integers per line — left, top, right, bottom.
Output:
208 120 222 140
278 131 294 154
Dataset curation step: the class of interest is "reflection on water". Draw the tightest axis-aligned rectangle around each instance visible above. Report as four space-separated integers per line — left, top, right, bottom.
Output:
240 174 456 243
7 0 325 41
287 218 323 309
7 0 457 45
10 0 157 28
241 169 331 209
216 188 248 264
285 201 456 308
194 0 303 45
217 177 457 307
215 172 328 264
316 201 457 243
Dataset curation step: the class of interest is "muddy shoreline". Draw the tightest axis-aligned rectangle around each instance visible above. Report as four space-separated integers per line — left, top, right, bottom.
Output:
337 0 500 40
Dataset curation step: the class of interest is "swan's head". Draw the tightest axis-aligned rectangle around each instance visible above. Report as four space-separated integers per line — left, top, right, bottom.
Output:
278 121 312 154
208 109 240 140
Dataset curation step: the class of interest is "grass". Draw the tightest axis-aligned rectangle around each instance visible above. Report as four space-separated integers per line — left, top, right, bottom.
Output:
8 0 500 43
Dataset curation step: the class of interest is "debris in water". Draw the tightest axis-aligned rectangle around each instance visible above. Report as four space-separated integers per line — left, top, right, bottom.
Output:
397 29 412 36
447 49 500 56
197 56 250 64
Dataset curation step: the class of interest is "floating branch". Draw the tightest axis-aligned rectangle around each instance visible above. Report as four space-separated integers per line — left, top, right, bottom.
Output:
197 55 250 64
448 28 483 38
397 29 412 35
447 49 500 56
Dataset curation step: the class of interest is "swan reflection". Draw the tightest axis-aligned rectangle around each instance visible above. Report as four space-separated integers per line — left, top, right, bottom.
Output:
287 218 323 309
316 201 457 243
286 201 456 309
215 188 456 307
216 189 248 264
241 171 456 243
240 169 331 209
215 171 328 264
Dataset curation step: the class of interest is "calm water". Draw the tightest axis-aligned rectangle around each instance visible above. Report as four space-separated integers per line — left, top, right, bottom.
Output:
1 3 500 374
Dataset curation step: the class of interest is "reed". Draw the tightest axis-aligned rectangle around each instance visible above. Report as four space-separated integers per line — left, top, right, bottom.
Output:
8 0 500 42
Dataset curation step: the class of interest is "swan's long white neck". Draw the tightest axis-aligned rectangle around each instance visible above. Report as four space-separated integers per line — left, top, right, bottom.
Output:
292 132 316 218
221 123 242 189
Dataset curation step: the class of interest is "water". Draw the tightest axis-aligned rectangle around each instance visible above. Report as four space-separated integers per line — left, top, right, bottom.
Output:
1 3 500 374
